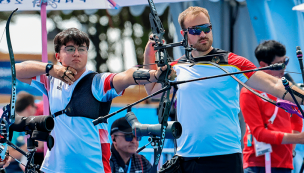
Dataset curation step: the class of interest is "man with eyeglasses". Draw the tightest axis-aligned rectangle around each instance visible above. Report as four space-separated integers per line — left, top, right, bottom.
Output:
15 28 174 173
241 40 303 173
110 117 152 173
144 6 304 173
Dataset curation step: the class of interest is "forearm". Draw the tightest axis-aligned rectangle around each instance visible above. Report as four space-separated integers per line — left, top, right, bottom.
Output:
16 61 48 81
143 43 158 95
113 68 160 93
8 144 27 160
246 71 304 104
292 130 300 150
281 132 304 144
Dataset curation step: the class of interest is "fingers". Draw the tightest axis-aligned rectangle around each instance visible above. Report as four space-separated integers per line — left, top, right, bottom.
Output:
155 65 167 79
3 157 11 168
67 66 77 76
60 66 77 85
169 68 177 81
0 156 10 168
161 65 167 71
148 34 165 46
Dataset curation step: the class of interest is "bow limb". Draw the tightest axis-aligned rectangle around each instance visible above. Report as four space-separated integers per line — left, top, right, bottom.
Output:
0 8 18 160
276 100 303 118
7 8 18 126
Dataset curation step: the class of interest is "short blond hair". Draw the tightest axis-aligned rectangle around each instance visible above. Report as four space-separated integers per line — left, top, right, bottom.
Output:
178 6 210 30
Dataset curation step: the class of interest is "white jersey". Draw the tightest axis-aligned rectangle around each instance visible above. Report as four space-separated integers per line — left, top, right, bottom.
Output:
173 51 256 157
31 70 122 173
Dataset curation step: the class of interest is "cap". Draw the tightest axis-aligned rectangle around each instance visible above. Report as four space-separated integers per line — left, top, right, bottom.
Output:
110 117 132 135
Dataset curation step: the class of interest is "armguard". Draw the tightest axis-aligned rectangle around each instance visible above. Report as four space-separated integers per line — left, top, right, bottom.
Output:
133 69 151 84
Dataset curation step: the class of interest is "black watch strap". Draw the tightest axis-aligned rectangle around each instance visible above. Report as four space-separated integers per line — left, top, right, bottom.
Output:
46 63 54 76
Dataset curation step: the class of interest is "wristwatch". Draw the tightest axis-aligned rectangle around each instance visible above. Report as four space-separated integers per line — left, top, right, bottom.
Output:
46 63 54 76
293 150 296 158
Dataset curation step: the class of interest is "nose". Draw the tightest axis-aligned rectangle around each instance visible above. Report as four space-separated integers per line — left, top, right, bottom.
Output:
73 48 80 56
130 136 137 143
199 31 206 37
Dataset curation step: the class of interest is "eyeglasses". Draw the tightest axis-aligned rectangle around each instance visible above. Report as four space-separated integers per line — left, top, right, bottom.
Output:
271 56 289 66
187 23 212 35
63 46 88 55
114 133 141 142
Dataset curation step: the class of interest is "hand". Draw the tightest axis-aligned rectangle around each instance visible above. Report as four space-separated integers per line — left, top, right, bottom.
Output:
155 66 177 81
168 67 177 81
0 155 11 168
144 34 165 68
50 65 77 85
144 35 158 62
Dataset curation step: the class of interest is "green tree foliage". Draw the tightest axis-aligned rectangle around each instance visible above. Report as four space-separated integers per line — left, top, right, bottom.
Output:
47 7 173 73
0 7 173 73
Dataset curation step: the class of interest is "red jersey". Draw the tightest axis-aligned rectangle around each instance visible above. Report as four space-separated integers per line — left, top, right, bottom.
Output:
240 87 303 169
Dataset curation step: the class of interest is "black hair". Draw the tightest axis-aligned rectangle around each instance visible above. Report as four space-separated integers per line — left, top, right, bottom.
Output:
255 40 286 65
54 28 90 53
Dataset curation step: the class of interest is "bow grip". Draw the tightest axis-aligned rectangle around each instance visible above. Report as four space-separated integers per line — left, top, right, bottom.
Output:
156 66 171 83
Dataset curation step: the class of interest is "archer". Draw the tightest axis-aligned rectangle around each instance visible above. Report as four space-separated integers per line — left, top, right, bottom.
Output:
144 6 304 173
15 28 175 173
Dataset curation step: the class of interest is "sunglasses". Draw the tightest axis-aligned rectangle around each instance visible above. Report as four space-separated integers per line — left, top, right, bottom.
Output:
271 56 289 66
187 23 212 35
114 133 141 142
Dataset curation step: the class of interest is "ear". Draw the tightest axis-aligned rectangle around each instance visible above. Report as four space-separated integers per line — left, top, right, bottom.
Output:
259 61 268 67
180 30 184 37
24 105 33 116
111 135 116 142
55 53 61 62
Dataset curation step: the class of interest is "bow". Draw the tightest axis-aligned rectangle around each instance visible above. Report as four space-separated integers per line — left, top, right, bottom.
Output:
0 9 41 173
0 8 18 161
147 0 171 171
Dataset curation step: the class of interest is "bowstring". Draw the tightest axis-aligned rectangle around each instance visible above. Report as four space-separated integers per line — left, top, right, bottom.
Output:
0 26 6 44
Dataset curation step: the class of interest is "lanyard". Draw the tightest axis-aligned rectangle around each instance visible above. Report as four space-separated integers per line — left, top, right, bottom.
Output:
126 158 132 173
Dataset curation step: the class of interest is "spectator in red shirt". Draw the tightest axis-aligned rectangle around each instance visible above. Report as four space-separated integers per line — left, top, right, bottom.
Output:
240 40 304 173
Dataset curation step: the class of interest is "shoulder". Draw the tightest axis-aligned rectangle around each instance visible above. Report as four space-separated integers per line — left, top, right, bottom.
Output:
240 87 262 96
228 53 256 67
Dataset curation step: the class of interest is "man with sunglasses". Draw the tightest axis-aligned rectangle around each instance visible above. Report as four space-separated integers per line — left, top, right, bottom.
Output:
15 28 173 173
144 6 304 173
241 40 303 173
110 117 152 173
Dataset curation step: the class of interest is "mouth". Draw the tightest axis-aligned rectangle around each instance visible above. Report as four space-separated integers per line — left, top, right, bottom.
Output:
129 145 137 148
199 39 208 44
72 59 81 63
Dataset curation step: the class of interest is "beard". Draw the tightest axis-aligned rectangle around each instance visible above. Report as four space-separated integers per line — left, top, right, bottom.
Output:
192 37 213 52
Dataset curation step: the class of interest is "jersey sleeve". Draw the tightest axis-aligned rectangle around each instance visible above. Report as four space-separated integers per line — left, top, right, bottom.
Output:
92 73 124 102
228 53 257 81
30 75 49 96
290 112 303 132
240 88 285 144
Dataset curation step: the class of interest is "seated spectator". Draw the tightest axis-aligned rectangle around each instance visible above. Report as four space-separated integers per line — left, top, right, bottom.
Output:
110 117 152 173
5 91 36 173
